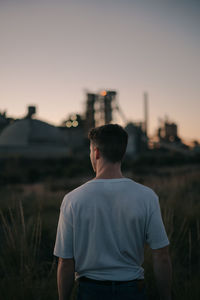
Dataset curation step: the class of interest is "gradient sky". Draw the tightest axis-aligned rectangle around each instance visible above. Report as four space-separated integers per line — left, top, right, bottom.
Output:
0 0 200 142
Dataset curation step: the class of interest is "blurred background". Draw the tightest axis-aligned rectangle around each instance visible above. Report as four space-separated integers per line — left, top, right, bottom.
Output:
0 0 200 299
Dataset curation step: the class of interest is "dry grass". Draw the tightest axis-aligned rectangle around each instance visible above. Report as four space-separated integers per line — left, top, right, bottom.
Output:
0 165 200 299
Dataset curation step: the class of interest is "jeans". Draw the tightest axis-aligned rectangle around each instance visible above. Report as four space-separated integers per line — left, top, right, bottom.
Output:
76 280 147 300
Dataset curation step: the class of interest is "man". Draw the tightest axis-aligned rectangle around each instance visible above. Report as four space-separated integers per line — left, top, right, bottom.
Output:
54 124 172 300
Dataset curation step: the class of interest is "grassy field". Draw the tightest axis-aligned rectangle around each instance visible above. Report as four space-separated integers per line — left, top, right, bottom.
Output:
0 163 200 300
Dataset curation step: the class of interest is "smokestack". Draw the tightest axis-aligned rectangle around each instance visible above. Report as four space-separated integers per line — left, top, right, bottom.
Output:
144 92 148 136
26 106 36 119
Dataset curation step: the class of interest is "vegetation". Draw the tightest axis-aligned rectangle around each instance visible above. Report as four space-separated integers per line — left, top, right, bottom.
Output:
0 162 200 300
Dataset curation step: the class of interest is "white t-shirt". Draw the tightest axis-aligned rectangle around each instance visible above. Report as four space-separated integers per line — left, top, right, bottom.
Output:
54 178 169 281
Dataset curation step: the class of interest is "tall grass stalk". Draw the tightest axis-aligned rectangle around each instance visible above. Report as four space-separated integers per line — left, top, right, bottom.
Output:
0 200 56 300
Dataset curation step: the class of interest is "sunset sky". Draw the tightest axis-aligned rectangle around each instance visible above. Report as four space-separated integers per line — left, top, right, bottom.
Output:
0 0 200 142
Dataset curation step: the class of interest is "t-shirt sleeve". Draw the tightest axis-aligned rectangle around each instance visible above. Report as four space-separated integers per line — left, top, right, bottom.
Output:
53 196 74 258
146 195 169 249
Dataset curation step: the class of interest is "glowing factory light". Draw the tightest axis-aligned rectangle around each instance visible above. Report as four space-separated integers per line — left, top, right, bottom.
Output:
72 120 78 127
71 114 77 121
66 121 72 128
100 90 107 96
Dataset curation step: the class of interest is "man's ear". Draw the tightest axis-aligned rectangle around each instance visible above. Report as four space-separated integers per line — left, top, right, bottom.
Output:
95 147 100 160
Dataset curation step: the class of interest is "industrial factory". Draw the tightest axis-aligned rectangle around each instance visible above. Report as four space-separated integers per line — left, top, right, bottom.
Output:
0 90 196 159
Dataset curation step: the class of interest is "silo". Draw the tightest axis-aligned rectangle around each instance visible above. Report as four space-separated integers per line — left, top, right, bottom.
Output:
85 93 96 130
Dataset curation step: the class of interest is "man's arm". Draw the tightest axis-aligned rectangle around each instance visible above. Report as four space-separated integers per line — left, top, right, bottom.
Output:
152 246 172 300
57 257 75 300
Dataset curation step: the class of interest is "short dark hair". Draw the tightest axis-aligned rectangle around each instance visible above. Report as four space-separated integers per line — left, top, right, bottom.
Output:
88 124 128 163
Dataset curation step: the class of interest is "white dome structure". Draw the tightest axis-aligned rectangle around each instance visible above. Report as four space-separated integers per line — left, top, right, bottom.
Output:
0 119 65 146
0 118 69 158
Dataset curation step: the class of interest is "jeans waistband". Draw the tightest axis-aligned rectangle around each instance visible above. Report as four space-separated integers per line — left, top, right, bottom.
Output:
78 276 144 286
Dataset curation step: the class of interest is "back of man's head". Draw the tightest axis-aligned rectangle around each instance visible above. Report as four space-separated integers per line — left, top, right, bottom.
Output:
88 124 128 163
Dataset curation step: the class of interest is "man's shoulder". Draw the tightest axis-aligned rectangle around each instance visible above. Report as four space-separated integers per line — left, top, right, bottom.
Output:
125 180 159 212
66 178 158 197
132 180 158 198
61 178 158 208
62 180 93 206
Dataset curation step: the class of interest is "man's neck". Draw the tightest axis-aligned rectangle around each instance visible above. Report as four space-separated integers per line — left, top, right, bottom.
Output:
95 161 124 179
